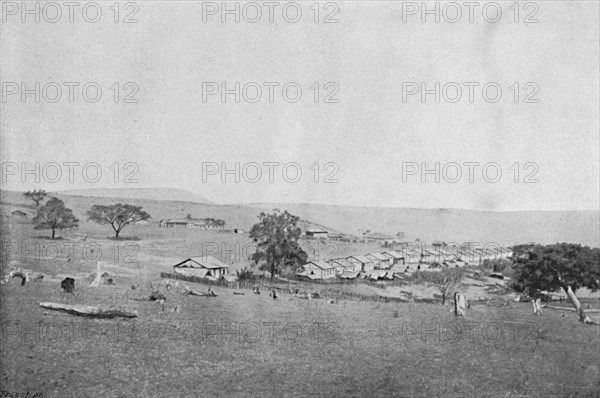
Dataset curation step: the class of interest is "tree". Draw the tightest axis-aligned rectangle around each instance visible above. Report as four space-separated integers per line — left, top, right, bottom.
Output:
33 197 78 239
87 203 151 238
236 267 255 282
249 210 308 281
24 190 48 207
512 243 600 323
430 269 464 305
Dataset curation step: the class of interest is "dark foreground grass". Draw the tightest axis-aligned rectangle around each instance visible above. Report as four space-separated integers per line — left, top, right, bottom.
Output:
1 275 599 398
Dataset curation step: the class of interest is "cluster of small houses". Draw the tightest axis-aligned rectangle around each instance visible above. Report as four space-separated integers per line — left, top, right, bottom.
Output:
171 243 513 283
159 217 225 229
296 244 513 281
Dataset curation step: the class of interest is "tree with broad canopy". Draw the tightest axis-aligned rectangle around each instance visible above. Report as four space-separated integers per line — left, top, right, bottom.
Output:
33 197 79 239
24 190 48 207
512 243 600 323
87 203 150 238
249 210 308 281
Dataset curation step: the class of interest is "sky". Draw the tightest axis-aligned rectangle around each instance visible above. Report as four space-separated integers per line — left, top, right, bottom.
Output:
1 1 599 211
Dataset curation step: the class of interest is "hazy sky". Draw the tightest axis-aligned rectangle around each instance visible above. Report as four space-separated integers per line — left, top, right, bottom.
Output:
1 1 598 211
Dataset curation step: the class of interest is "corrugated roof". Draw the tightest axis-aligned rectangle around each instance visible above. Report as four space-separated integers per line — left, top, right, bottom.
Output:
173 256 230 269
348 255 372 263
367 252 389 261
382 250 403 259
328 258 353 267
304 261 334 270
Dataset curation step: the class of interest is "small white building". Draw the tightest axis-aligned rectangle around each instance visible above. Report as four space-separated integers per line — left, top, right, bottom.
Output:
347 255 375 272
173 256 229 279
381 250 405 265
366 252 392 269
305 228 329 238
297 261 336 280
328 258 359 274
398 249 420 264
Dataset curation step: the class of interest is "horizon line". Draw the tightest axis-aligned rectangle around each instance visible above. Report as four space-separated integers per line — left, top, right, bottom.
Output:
2 187 599 213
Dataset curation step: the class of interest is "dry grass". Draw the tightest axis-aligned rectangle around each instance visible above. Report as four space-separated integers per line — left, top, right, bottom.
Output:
1 195 599 397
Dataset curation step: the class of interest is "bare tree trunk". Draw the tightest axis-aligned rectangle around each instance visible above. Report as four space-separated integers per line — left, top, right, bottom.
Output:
454 292 466 316
563 285 592 323
51 227 56 239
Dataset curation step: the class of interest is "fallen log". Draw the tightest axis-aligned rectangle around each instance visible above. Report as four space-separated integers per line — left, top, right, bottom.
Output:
39 302 138 318
183 287 217 297
182 285 218 297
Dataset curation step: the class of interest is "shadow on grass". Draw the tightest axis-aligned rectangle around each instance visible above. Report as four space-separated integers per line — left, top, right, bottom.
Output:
33 235 66 240
106 236 141 241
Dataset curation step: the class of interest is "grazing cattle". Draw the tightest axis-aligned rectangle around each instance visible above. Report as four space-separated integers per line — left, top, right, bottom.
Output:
61 277 75 294
253 286 261 295
270 289 278 300
454 292 466 316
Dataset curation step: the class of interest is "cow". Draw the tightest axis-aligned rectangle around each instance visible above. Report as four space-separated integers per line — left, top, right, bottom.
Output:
61 277 75 294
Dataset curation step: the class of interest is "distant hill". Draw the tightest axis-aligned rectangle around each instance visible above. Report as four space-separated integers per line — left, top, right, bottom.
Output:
2 190 597 247
244 203 600 247
57 188 213 205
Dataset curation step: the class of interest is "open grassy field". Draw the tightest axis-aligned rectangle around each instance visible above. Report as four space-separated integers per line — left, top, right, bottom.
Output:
1 274 599 398
1 192 599 397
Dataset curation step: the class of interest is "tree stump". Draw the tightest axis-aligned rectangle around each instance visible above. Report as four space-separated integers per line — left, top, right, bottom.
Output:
61 277 75 294
532 298 543 315
454 292 466 316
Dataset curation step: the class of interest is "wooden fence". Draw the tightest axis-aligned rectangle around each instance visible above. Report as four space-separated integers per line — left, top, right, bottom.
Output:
160 272 407 303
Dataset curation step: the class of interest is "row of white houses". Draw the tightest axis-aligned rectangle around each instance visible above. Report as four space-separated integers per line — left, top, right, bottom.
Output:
296 246 513 280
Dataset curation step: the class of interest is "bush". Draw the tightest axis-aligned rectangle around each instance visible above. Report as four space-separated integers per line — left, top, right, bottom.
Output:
482 258 512 273
236 267 255 282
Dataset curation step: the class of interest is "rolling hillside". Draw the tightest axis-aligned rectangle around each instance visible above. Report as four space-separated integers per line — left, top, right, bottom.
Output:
58 188 213 205
2 189 598 247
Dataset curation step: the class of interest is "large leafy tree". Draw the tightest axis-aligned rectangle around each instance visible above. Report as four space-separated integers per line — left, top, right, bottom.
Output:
24 189 48 207
512 243 600 323
33 197 79 239
249 210 308 281
87 203 150 238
